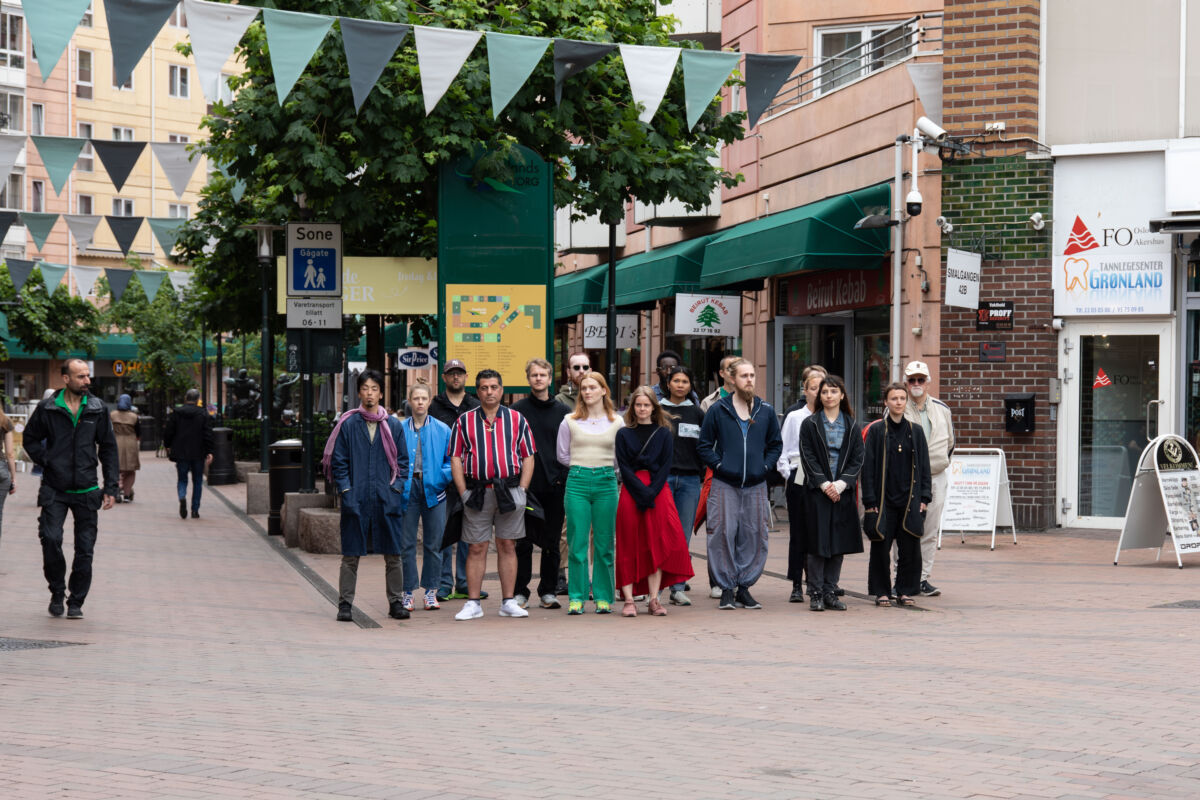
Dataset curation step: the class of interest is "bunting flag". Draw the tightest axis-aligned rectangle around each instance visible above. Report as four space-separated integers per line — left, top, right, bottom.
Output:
262 8 335 105
65 214 102 252
906 62 943 126
414 26 483 116
681 50 741 130
29 137 87 195
167 270 193 296
486 33 550 118
619 44 680 124
5 258 35 292
106 0 181 88
215 162 247 203
91 140 147 193
147 217 186 255
105 268 135 302
23 0 93 82
0 134 24 183
21 212 59 251
38 263 68 295
554 39 617 103
183 0 261 103
340 17 411 113
0 211 16 245
151 143 201 198
72 265 103 298
106 216 145 256
136 270 167 302
744 53 801 129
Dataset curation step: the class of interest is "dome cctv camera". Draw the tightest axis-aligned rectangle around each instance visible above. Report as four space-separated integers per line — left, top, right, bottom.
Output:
906 189 923 217
916 116 948 143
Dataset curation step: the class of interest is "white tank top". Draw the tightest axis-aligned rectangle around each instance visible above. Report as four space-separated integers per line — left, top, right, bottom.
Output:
566 416 621 468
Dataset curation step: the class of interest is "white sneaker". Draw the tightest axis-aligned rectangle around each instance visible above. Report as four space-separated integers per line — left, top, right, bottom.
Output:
709 587 722 599
454 600 483 620
670 590 691 606
499 599 529 618
513 593 529 609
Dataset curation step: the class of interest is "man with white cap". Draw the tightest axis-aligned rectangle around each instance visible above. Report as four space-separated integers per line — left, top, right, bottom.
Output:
902 360 954 596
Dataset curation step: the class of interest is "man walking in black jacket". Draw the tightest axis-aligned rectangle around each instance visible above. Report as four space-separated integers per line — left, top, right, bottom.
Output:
24 359 119 619
163 388 215 519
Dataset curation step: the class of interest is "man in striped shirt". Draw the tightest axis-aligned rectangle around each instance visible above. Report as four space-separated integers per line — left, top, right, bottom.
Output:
450 369 536 620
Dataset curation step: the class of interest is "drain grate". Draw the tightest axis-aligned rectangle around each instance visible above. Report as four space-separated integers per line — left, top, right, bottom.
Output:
0 637 84 652
1153 600 1200 609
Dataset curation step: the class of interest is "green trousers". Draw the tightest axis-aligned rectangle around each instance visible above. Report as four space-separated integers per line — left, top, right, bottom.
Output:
564 465 619 604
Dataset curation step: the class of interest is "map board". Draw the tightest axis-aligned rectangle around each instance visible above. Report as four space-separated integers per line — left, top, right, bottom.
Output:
445 284 546 389
938 448 1017 550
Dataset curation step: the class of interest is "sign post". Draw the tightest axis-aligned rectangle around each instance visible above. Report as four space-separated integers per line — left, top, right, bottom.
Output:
938 448 1018 550
1115 434 1200 567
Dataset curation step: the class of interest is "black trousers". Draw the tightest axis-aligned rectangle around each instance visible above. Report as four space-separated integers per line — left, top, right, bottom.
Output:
806 553 843 597
867 503 923 598
785 481 807 584
515 485 565 599
38 486 103 606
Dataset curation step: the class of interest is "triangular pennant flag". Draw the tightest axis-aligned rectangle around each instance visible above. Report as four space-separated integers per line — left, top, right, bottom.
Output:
414 26 483 116
38 263 68 295
136 270 167 302
106 216 144 256
147 217 186 256
91 140 146 193
681 50 740 130
168 270 193 296
262 8 335 105
72 265 103 297
906 63 943 126
486 32 550 118
744 53 801 129
65 214 102 253
24 0 93 82
619 44 680 124
106 0 180 88
20 212 59 251
340 17 411 113
105 268 135 302
0 211 16 244
554 39 617 103
0 134 25 182
151 143 200 199
183 0 261 102
29 137 87 195
5 258 35 292
213 162 246 203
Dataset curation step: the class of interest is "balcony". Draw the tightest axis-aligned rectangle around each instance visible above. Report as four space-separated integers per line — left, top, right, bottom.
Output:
555 206 626 253
657 0 720 49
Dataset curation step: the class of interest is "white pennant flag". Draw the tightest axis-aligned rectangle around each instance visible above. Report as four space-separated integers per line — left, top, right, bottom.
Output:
184 0 260 103
65 214 102 252
414 26 482 115
619 44 680 124
151 143 201 198
0 133 24 182
72 265 103 297
168 270 193 295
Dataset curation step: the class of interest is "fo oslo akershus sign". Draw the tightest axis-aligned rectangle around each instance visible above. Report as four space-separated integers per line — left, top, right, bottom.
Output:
675 293 740 337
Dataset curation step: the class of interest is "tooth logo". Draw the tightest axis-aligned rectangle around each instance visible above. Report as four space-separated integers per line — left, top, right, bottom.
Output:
1064 216 1099 255
1063 257 1089 291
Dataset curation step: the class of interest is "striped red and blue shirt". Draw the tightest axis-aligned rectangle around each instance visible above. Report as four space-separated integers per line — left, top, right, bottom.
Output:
450 406 536 481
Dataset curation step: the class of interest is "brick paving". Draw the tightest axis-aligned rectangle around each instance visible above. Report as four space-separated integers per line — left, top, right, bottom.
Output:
2 458 1199 798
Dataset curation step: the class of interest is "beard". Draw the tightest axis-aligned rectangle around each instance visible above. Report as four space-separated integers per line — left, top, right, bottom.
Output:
908 384 925 399
735 386 756 403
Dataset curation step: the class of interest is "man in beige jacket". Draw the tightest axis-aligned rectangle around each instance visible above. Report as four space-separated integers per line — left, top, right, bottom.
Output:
903 360 954 596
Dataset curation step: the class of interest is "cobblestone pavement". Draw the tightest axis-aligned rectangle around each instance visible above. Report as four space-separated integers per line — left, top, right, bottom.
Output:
2 458 1199 799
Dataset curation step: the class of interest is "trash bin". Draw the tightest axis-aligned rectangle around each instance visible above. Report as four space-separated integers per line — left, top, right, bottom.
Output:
268 438 303 535
138 415 157 451
208 427 237 485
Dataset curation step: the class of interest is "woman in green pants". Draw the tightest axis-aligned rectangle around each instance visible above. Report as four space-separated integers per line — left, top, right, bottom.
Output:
556 372 623 614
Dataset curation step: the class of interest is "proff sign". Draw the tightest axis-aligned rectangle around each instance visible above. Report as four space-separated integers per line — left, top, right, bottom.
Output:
976 301 1014 331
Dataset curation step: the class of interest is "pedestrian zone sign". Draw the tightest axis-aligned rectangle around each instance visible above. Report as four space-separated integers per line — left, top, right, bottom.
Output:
287 223 341 297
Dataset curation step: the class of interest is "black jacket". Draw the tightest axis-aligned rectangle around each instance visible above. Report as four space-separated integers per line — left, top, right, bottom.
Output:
512 394 570 493
798 412 865 558
24 391 119 496
861 416 931 541
696 394 783 489
163 404 214 461
430 391 480 430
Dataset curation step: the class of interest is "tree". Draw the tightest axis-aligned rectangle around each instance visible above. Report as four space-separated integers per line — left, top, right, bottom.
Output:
0 262 102 360
695 304 721 329
102 276 200 399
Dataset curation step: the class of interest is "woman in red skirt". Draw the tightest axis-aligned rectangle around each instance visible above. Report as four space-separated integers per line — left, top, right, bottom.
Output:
615 386 695 617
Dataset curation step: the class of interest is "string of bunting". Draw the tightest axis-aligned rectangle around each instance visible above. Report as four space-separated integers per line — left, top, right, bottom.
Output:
0 208 188 258
0 257 191 301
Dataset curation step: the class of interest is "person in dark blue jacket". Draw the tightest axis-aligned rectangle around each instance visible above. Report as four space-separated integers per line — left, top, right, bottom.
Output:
696 358 782 611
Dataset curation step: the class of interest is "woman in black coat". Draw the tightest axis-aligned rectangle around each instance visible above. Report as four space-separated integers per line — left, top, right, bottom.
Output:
861 381 932 607
799 375 864 612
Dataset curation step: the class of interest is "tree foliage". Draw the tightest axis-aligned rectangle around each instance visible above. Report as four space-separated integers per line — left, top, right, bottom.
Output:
102 276 200 397
0 263 102 360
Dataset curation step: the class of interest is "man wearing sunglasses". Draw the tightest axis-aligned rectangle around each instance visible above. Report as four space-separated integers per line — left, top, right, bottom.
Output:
902 361 954 597
554 353 590 409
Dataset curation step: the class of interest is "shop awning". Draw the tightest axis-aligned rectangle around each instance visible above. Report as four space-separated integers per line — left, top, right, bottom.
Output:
613 234 716 307
347 323 407 361
0 313 139 360
700 183 891 289
553 264 608 320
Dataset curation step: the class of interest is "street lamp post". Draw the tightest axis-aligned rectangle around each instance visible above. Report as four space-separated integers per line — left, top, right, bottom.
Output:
243 222 284 472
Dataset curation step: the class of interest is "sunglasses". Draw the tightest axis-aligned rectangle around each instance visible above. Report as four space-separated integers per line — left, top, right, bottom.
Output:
571 364 590 371
907 376 927 384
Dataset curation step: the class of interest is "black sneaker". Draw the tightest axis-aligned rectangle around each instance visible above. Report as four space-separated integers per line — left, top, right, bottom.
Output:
789 584 806 603
824 593 847 611
336 603 353 622
179 499 187 519
388 601 410 620
191 509 200 519
920 580 941 596
809 594 825 612
834 587 845 596
555 573 568 596
66 604 83 619
48 595 65 617
717 588 737 610
735 586 762 609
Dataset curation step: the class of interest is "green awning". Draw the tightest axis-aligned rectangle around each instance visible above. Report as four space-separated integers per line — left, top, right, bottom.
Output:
613 234 716 307
700 183 891 289
553 264 608 320
0 312 139 360
347 323 406 360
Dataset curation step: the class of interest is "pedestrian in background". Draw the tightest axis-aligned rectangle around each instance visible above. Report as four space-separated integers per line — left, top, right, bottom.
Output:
399 383 453 612
660 365 703 606
110 394 140 503
0 407 16 549
903 360 954 597
430 359 482 603
163 389 214 519
777 364 826 602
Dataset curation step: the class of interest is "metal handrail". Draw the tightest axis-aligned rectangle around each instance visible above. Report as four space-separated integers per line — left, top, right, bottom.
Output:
764 13 944 116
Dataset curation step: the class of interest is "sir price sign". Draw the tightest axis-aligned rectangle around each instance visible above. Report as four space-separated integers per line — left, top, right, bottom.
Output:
287 222 342 297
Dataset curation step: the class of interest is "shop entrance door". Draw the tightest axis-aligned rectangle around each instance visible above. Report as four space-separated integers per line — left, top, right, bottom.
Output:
773 316 851 412
1059 321 1173 527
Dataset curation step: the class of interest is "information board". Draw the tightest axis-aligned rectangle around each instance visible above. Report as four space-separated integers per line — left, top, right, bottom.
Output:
444 284 546 389
1116 435 1200 567
938 448 1017 550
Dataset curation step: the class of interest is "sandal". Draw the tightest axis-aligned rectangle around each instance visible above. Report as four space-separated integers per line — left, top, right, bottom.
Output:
874 596 892 607
897 596 916 607
647 597 667 616
622 600 637 617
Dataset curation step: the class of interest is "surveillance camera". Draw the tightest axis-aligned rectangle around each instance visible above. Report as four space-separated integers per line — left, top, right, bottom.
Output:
1029 212 1049 231
935 216 953 234
1051 317 1065 331
906 189 923 217
916 116 948 143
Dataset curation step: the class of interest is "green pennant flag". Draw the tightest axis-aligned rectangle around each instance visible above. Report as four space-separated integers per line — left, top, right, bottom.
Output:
24 0 93 82
37 262 68 295
147 217 186 256
215 162 247 203
486 32 550 119
30 137 87 195
20 212 59 251
262 8 334 105
136 270 167 302
681 50 741 130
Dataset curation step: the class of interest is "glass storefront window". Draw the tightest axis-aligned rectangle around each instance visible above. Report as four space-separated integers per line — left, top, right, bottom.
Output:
855 333 889 422
777 322 844 412
1186 311 1200 452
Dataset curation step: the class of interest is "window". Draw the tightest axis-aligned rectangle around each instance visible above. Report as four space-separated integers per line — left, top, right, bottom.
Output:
0 173 22 210
0 91 22 131
167 133 189 143
169 5 187 27
30 103 43 136
30 181 43 213
112 126 133 141
167 203 189 219
81 3 93 27
219 73 235 105
815 22 912 94
0 12 24 70
112 198 134 217
76 49 93 99
76 194 93 215
113 70 133 91
168 64 189 98
77 122 94 171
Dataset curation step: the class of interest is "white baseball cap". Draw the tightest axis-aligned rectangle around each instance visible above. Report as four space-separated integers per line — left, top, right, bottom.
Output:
904 360 930 378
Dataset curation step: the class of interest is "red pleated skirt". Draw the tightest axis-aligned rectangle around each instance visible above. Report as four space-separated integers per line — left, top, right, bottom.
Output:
615 471 695 595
